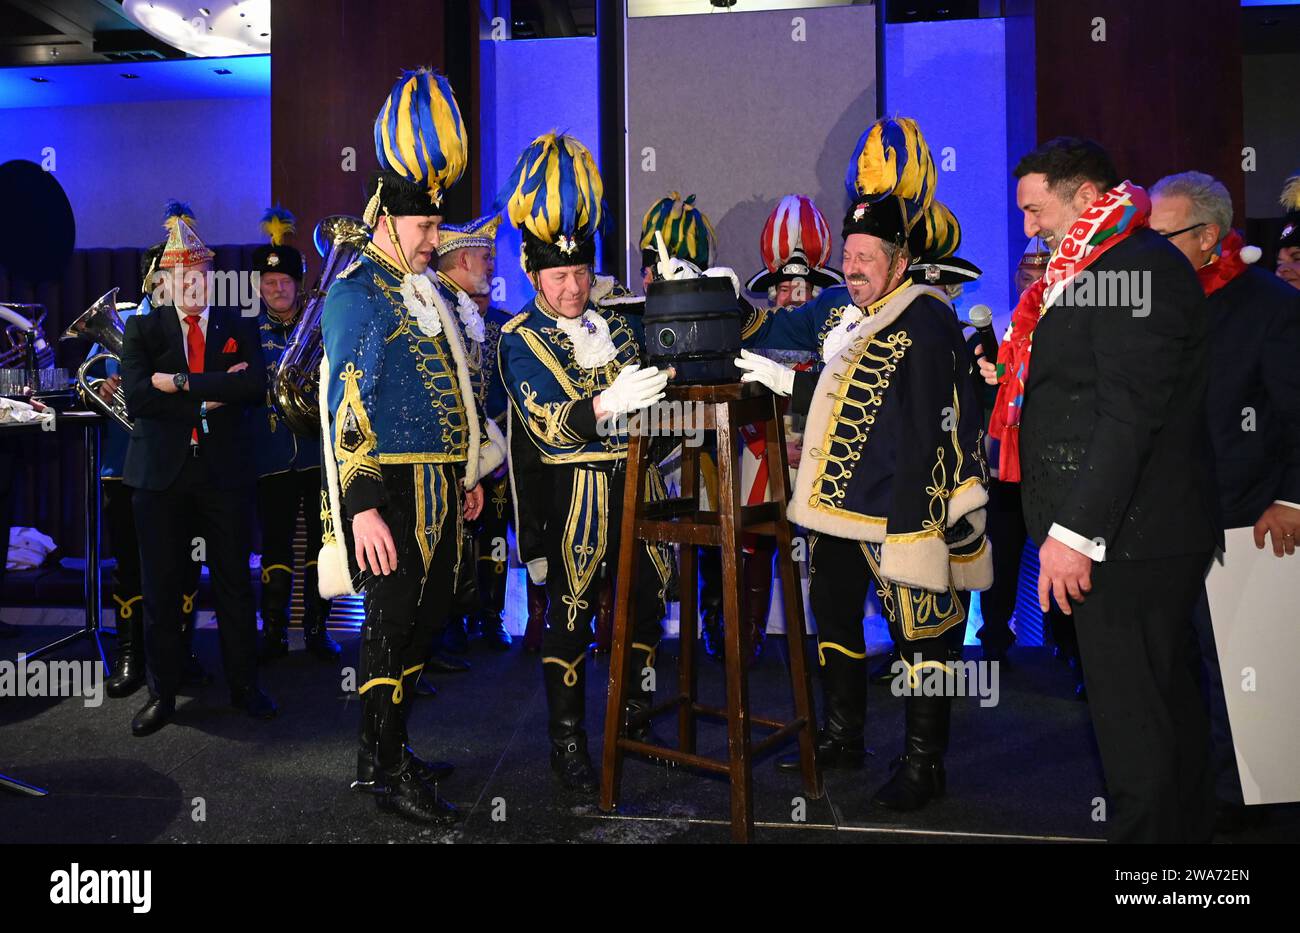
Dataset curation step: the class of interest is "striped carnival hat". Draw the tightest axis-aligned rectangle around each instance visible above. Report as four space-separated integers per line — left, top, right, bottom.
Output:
638 192 715 270
842 116 936 246
436 213 502 258
745 194 843 293
498 132 604 273
365 67 467 223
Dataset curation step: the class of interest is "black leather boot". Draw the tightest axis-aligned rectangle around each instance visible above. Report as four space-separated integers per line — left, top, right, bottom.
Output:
544 658 598 793
869 648 901 685
259 568 292 662
872 694 950 811
106 613 145 699
302 595 342 661
376 757 460 825
442 617 469 654
477 557 512 651
741 546 774 667
698 548 725 662
523 580 548 653
624 642 669 744
778 647 867 771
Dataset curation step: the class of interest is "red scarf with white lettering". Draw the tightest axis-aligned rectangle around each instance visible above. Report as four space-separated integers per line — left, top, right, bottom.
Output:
989 181 1151 482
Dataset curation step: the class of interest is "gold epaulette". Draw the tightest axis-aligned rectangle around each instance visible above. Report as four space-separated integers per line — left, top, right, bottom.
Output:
337 260 362 280
501 310 531 334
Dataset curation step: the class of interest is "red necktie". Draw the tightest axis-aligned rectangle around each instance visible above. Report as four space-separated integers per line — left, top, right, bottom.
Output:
184 316 205 442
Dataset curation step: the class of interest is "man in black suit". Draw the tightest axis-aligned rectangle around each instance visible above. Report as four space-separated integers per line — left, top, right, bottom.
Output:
982 139 1218 842
1151 171 1300 831
120 215 276 735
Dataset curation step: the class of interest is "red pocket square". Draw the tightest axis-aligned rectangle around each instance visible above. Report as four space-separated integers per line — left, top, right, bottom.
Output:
222 337 238 353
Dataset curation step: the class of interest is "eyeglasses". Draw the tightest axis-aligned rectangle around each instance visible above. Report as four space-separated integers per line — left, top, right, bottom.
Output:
1160 222 1206 239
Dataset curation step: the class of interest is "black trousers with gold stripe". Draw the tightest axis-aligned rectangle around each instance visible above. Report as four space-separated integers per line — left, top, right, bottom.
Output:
353 463 464 770
539 463 670 707
473 467 513 618
808 532 968 690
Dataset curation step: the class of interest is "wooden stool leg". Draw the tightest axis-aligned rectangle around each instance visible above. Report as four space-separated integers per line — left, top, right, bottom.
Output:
763 399 823 798
599 432 647 813
715 401 754 842
678 440 700 753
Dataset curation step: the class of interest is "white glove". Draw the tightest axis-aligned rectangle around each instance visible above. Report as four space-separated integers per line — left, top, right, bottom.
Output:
735 349 794 397
703 266 741 298
596 363 669 416
663 257 703 280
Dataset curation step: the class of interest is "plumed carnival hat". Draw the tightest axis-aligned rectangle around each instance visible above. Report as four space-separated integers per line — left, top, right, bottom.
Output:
364 67 468 223
1018 236 1052 269
842 116 936 252
436 212 502 258
251 205 306 281
745 194 844 293
1279 171 1300 251
639 191 715 271
158 199 215 269
499 132 605 274
906 200 982 287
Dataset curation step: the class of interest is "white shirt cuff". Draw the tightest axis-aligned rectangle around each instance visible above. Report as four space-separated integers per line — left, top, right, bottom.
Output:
1048 523 1106 561
1275 500 1300 511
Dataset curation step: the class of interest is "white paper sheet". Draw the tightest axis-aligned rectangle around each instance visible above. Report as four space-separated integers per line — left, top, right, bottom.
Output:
1205 527 1300 805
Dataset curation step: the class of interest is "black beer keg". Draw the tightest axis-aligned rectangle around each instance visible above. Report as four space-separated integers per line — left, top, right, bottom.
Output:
642 276 741 384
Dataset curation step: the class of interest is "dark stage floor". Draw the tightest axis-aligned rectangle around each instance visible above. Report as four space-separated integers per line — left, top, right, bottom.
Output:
1 625 1294 844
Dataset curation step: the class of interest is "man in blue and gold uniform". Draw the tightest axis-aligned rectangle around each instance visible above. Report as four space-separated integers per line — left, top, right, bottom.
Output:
498 133 673 792
317 69 503 825
736 118 991 812
429 213 515 652
250 206 340 662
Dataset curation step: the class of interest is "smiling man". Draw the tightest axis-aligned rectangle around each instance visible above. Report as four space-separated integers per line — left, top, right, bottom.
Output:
738 117 991 813
981 138 1219 843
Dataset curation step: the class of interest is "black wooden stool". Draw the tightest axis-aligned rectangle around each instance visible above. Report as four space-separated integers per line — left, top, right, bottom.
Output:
599 382 822 842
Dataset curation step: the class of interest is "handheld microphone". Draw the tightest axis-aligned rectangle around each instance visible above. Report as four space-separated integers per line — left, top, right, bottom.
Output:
967 304 1000 366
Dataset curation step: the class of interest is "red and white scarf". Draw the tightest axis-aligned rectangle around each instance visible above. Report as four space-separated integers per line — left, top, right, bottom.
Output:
989 181 1152 482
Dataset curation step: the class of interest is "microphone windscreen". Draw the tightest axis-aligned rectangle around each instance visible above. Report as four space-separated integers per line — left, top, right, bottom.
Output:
968 304 993 328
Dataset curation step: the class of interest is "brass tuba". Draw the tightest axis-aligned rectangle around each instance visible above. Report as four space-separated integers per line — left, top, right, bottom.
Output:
62 288 133 431
271 214 370 436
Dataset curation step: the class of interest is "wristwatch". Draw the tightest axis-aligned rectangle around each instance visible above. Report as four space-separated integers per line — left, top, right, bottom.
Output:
173 373 188 391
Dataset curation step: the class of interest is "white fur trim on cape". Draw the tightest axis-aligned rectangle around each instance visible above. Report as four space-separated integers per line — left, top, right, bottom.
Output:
317 349 357 598
949 538 993 592
879 532 950 594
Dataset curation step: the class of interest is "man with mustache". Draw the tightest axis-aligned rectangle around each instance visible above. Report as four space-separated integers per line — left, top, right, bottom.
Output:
737 117 991 812
430 214 515 654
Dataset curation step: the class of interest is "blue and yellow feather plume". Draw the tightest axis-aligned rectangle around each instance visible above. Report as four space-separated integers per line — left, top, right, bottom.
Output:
373 67 467 208
499 132 604 251
845 117 936 232
163 199 195 234
260 205 296 246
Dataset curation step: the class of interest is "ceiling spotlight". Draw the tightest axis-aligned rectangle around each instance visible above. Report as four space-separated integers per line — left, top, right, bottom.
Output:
122 0 270 57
